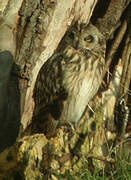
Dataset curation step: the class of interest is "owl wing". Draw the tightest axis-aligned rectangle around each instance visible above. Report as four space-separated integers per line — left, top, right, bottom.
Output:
33 53 68 120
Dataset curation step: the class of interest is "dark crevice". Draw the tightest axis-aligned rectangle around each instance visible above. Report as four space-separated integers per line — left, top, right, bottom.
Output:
91 0 111 24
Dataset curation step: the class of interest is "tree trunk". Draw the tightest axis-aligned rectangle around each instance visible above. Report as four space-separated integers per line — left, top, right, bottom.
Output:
0 0 130 179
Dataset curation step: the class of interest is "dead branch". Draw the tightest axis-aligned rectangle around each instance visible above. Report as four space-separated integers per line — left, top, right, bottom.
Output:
96 0 131 39
103 20 127 79
119 35 131 102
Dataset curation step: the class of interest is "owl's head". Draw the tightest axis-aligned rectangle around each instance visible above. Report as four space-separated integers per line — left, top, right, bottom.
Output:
69 23 105 51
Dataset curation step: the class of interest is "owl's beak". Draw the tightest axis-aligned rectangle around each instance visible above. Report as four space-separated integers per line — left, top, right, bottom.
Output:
86 42 89 46
85 42 90 49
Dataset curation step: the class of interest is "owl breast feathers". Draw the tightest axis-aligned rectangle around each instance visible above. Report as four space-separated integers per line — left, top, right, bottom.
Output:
33 23 106 128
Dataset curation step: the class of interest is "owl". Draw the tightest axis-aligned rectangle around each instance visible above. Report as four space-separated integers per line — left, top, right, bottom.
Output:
32 23 106 135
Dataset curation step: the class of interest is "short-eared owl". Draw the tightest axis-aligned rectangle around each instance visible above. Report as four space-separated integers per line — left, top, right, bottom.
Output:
33 23 106 134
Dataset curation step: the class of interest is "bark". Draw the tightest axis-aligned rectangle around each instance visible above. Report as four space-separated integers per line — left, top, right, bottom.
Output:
96 0 130 39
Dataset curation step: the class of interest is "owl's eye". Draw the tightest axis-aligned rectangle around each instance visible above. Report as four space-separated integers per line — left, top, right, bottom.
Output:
84 35 94 43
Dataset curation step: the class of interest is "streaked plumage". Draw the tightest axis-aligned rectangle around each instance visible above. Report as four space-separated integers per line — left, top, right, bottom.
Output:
33 23 106 134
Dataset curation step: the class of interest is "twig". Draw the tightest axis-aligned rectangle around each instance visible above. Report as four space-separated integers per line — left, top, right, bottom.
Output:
86 154 115 164
119 35 131 102
103 20 127 79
